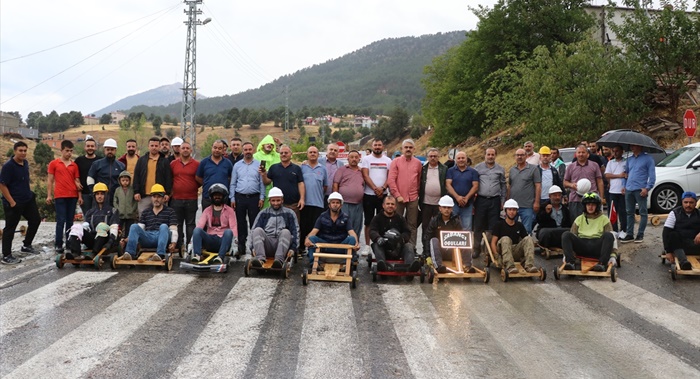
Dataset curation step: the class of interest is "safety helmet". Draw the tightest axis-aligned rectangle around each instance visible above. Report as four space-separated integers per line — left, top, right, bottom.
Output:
504 199 519 209
103 138 117 148
171 137 184 146
438 195 455 207
208 183 229 198
328 192 344 204
581 192 601 205
576 178 592 196
93 182 109 193
268 187 284 198
150 184 166 196
539 146 551 155
548 185 563 195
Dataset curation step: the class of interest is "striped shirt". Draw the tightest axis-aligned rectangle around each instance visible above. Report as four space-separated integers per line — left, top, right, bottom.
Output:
139 206 178 231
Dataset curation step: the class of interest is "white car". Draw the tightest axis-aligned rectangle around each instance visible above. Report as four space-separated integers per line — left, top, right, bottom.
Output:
649 143 700 213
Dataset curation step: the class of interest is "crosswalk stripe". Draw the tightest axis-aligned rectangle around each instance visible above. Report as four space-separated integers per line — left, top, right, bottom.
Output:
538 283 699 377
0 271 117 338
0 262 54 288
583 279 700 348
171 278 279 379
3 274 194 379
295 284 364 379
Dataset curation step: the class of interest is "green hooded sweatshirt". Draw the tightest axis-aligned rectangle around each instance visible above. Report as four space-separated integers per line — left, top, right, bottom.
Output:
254 135 281 208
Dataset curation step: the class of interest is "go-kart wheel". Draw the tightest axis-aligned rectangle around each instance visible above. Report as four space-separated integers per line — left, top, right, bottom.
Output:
405 275 414 282
540 267 546 281
110 254 118 269
428 270 434 284
351 271 358 289
419 266 425 283
671 265 677 281
55 254 64 269
553 268 560 280
281 262 289 279
501 269 508 282
93 255 101 270
661 255 666 265
617 254 622 268
165 254 173 271
292 250 298 264
484 268 490 284
371 266 377 282
302 271 308 286
366 255 372 272
610 266 617 283
244 259 251 277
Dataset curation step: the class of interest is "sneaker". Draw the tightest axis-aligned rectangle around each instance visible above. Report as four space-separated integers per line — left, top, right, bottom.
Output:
121 252 132 260
377 260 388 272
619 235 634 244
1 255 21 265
251 259 263 268
680 260 692 270
634 236 644 243
272 259 283 269
525 265 539 273
408 260 421 273
212 256 223 264
21 245 38 255
464 266 476 274
360 246 370 257
191 255 200 263
55 247 64 255
563 262 575 270
148 254 163 262
436 265 447 274
65 251 75 260
472 249 481 259
591 263 606 272
611 231 619 239
507 266 519 274
618 231 627 239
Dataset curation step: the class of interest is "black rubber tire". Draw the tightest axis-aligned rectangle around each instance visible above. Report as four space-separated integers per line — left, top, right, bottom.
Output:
553 268 560 280
244 259 251 277
55 254 64 269
501 269 509 282
671 265 677 281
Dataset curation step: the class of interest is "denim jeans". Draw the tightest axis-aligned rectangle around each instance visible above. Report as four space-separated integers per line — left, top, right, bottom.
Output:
517 207 536 235
125 223 170 257
54 197 78 248
452 204 474 231
192 227 233 259
625 189 648 238
307 235 356 266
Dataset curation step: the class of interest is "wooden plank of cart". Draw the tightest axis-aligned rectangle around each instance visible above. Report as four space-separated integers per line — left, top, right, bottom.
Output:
426 231 489 284
302 243 358 288
482 232 546 282
670 255 700 280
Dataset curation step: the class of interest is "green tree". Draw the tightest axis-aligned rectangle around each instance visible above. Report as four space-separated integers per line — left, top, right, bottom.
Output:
99 113 112 124
119 119 131 130
199 134 221 157
152 116 163 129
223 119 232 129
163 114 173 125
608 0 700 120
165 128 177 139
234 118 243 131
34 142 54 175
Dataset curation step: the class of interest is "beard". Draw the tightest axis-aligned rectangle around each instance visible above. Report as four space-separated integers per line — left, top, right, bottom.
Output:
212 197 223 206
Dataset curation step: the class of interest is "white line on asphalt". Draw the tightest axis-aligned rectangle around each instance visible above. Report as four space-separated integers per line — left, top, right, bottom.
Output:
295 284 364 379
380 285 475 379
539 283 699 377
171 278 278 379
0 262 54 288
3 274 194 379
0 271 116 338
583 279 700 348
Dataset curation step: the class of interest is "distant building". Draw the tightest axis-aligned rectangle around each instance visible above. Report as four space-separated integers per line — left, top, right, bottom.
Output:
353 116 377 129
0 112 39 139
110 111 126 124
83 114 100 125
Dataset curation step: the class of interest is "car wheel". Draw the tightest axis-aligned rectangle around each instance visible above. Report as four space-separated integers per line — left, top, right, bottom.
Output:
652 184 681 214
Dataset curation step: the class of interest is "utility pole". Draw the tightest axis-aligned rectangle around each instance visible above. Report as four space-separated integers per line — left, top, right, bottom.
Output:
284 85 289 144
181 0 210 155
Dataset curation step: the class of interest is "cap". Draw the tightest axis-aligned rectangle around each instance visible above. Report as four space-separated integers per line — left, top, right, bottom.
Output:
682 191 697 200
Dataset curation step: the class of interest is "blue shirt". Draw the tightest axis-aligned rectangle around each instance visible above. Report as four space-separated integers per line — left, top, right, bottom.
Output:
301 163 328 208
0 157 33 206
446 166 480 196
196 156 233 199
624 152 656 191
267 162 303 204
314 209 352 243
229 159 265 201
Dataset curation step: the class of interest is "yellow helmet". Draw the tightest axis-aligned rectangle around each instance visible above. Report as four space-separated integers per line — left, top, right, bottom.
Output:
93 182 109 193
539 146 551 155
150 184 166 196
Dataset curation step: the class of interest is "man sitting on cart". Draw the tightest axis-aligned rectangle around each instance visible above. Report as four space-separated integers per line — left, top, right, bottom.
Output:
122 184 177 261
426 195 473 273
490 199 537 274
535 185 572 249
561 192 614 272
304 192 360 268
368 195 418 273
66 182 120 260
662 191 700 270
191 183 237 264
249 187 299 268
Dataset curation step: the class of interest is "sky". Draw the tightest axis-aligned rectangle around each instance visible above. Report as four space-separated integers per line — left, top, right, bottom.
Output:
0 0 608 117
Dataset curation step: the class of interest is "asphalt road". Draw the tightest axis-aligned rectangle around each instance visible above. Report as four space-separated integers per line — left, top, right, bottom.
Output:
1 221 699 378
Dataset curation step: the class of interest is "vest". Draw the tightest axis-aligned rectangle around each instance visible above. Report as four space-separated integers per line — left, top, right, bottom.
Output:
672 207 700 240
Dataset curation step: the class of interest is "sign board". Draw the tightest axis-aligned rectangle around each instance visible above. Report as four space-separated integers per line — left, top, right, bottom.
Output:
336 141 346 153
684 109 697 138
439 230 473 249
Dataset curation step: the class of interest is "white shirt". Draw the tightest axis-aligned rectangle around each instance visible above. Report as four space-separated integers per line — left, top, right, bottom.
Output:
605 158 626 194
360 154 393 196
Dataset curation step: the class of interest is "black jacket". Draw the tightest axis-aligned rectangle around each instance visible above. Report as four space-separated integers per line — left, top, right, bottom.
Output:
536 203 572 229
369 212 411 244
538 165 563 193
424 214 462 243
419 162 447 205
133 152 173 197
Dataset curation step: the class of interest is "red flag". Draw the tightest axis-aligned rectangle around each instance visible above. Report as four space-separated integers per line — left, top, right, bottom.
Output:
609 200 617 224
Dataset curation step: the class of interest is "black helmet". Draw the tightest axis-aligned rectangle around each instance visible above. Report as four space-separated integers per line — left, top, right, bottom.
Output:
208 183 229 198
581 192 601 213
383 228 402 250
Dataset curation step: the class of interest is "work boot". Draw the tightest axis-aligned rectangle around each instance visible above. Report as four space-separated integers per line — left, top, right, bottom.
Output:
591 263 605 272
377 260 388 272
121 252 132 261
272 259 283 269
408 260 421 272
680 260 692 270
563 262 575 271
436 265 447 274
525 265 539 273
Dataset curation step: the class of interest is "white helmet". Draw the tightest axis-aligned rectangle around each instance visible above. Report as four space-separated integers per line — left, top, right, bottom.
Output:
268 187 284 198
576 178 592 196
504 199 519 209
103 138 117 148
548 185 563 195
171 137 184 146
438 195 454 207
328 192 344 204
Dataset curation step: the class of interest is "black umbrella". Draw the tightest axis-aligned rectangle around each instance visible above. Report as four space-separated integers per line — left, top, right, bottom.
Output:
596 131 664 153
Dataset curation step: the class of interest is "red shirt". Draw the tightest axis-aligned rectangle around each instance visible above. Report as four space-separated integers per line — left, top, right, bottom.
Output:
48 159 79 199
170 158 200 200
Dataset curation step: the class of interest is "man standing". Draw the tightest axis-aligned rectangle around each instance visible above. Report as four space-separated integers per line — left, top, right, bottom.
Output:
300 146 328 248
122 184 178 262
473 148 506 257
254 135 281 208
160 137 174 162
446 151 479 231
564 144 604 221
118 139 139 176
170 137 183 161
229 142 265 256
387 139 422 246
621 144 655 243
419 148 447 253
249 187 299 268
47 140 82 254
361 140 392 255
550 147 567 181
170 141 200 253
75 137 98 213
196 139 233 210
1 142 41 264
524 141 540 165
334 150 364 240
604 145 627 239
537 146 563 203
319 143 343 206
88 138 125 205
134 136 173 215
507 149 541 235
262 145 305 221
227 137 244 166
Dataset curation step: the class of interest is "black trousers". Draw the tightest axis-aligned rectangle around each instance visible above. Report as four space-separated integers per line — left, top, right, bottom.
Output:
2 197 41 257
666 230 700 262
562 231 614 265
420 204 439 256
473 196 501 255
170 199 198 249
68 231 111 256
234 192 261 254
372 242 415 265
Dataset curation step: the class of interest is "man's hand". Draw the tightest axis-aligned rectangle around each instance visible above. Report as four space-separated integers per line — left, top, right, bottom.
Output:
458 196 467 207
304 237 313 247
46 195 52 204
134 194 141 202
373 186 384 196
640 188 648 197
258 200 264 209
694 232 700 245
546 204 552 213
298 199 305 211
377 237 387 247
533 202 540 213
231 201 236 210
168 242 176 252
396 196 405 203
